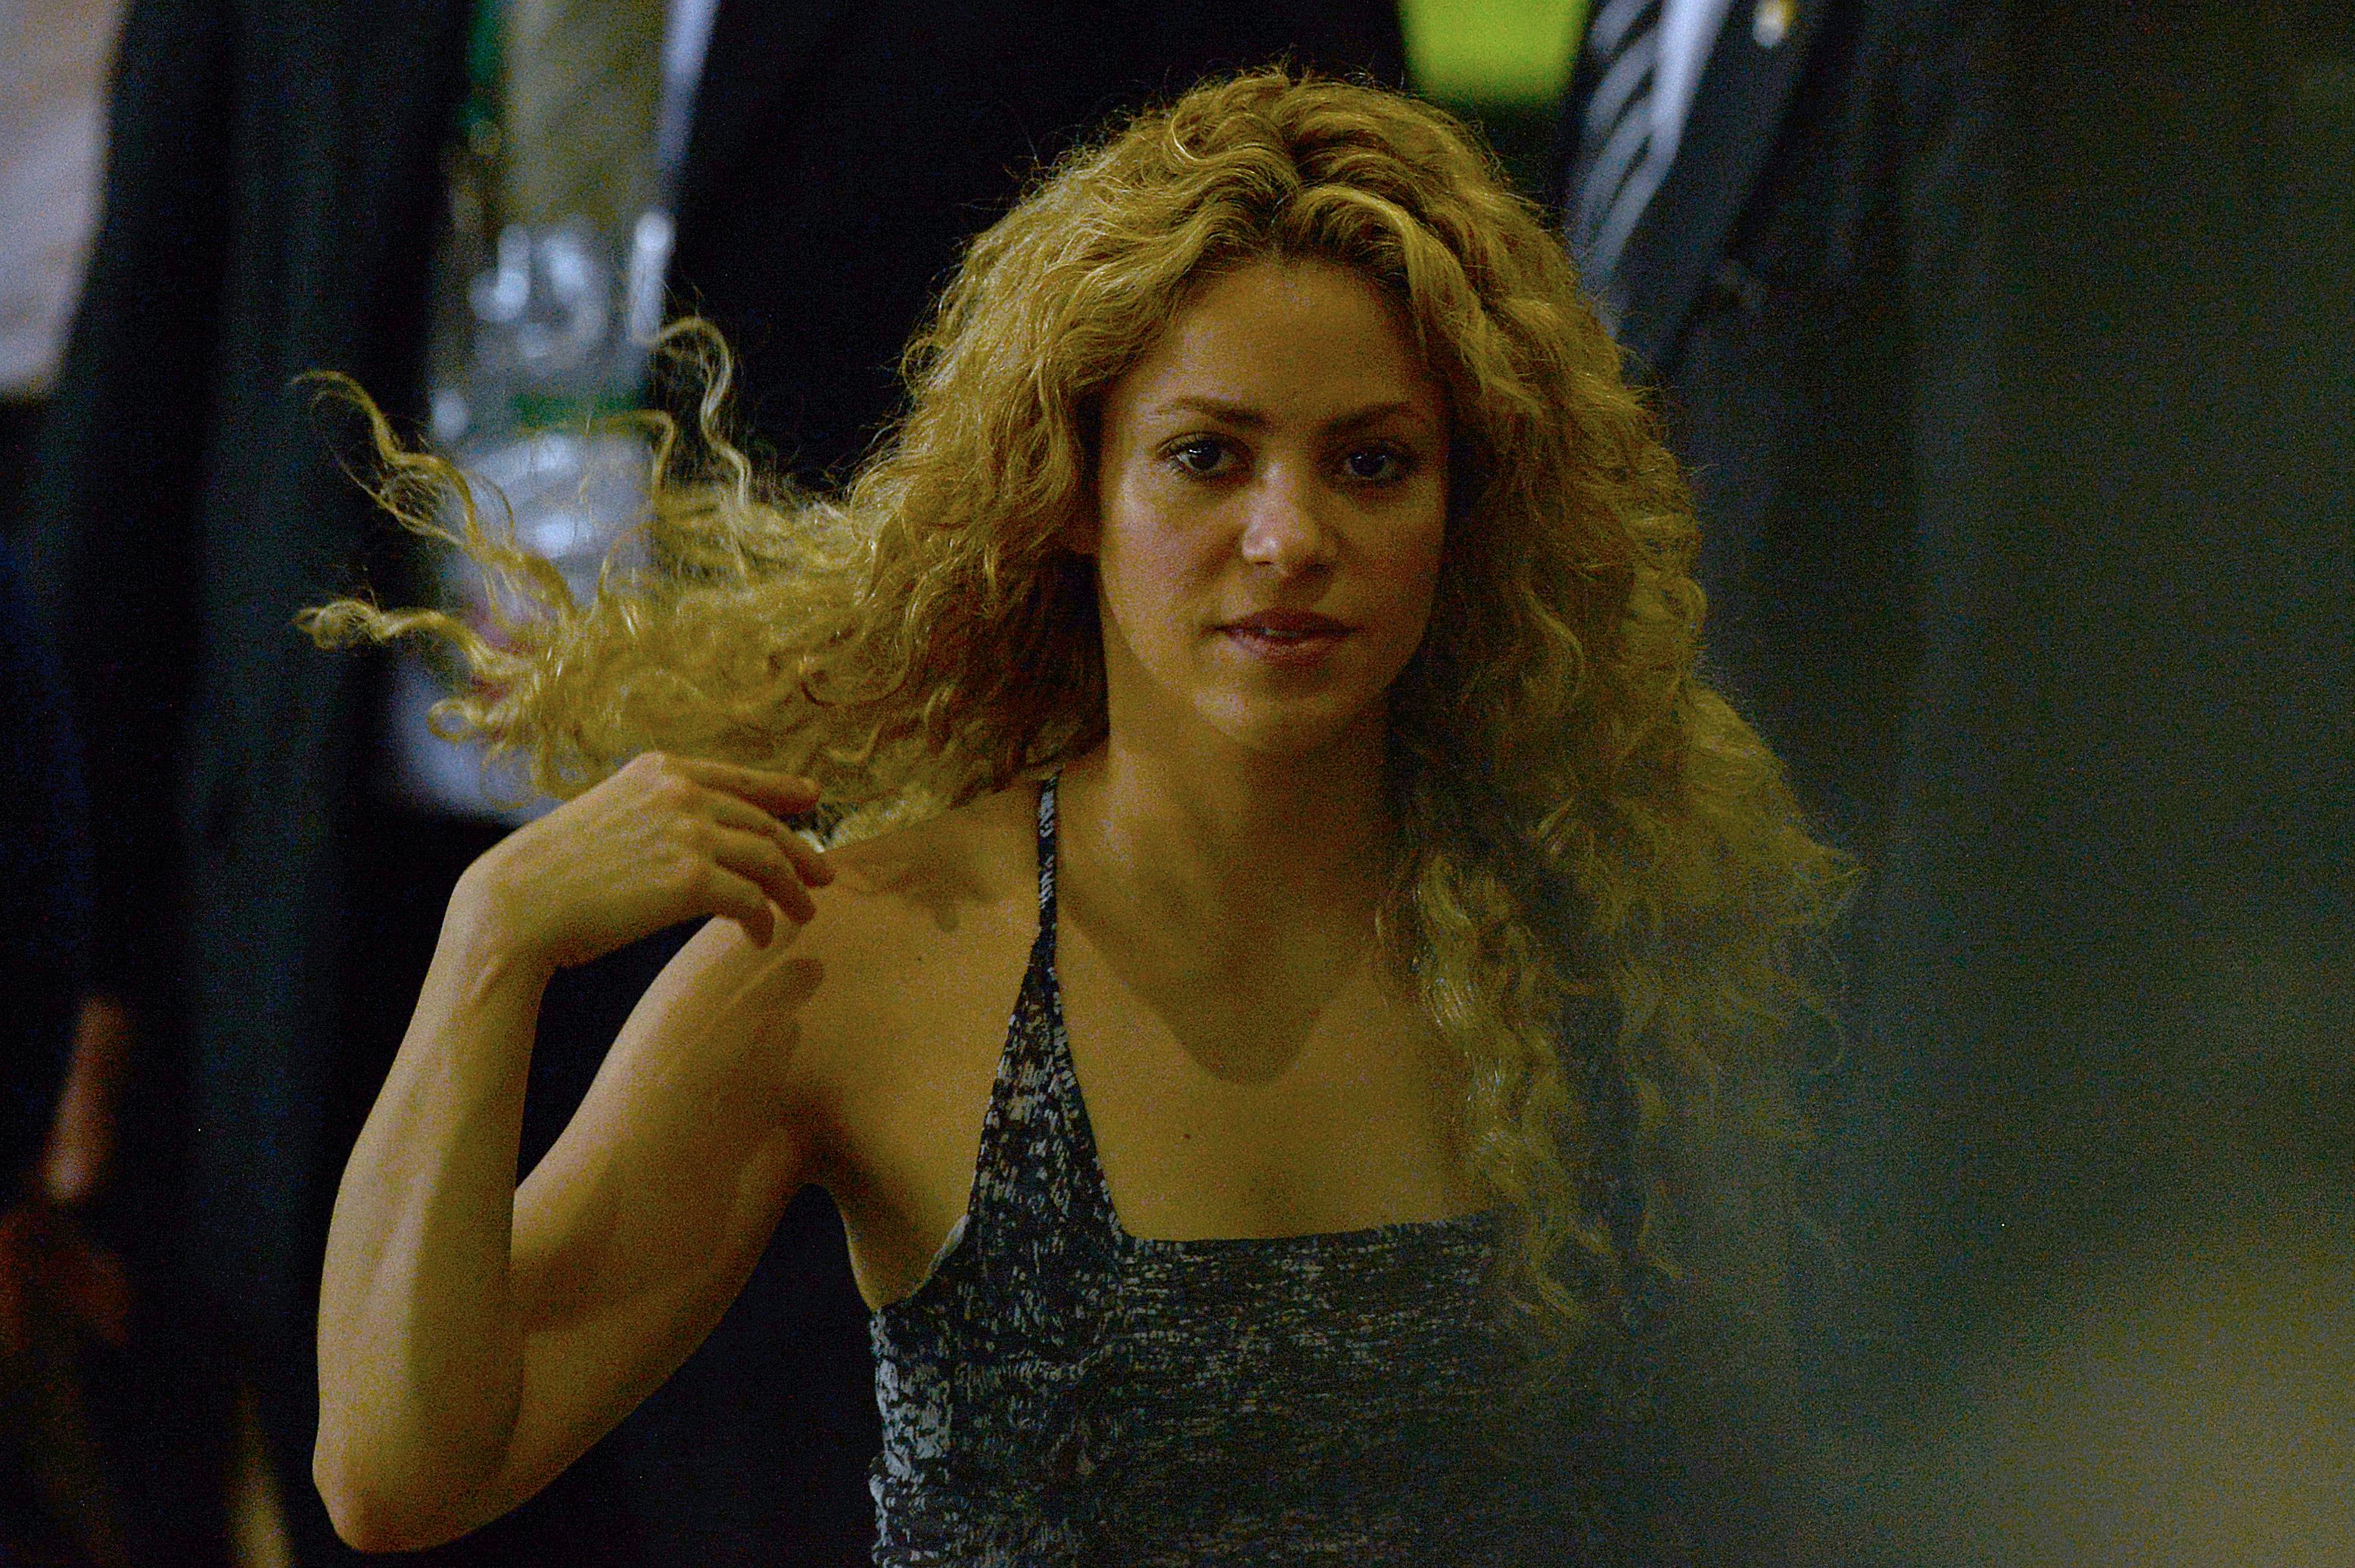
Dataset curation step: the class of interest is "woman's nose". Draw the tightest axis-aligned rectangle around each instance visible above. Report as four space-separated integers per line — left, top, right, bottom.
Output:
1236 470 1333 575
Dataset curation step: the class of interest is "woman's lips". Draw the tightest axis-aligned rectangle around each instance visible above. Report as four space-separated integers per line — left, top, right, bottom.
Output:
1218 611 1353 667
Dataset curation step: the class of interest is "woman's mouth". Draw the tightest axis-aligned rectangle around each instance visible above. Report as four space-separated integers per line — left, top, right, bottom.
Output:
1218 611 1353 666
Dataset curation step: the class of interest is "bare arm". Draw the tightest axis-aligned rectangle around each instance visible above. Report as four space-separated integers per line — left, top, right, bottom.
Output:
313 754 832 1550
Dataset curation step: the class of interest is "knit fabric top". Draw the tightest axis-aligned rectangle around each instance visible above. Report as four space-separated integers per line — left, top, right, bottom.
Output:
867 779 1686 1566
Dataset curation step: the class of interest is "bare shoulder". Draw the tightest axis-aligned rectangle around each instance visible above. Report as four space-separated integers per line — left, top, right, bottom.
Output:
649 782 1043 1127
793 784 1046 1188
654 782 1039 976
820 782 1041 929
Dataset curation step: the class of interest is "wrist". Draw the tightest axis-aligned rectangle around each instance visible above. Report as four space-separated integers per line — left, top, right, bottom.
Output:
442 860 559 989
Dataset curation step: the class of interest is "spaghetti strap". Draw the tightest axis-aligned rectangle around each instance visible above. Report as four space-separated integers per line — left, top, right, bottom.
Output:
1034 773 1059 964
913 773 1115 1262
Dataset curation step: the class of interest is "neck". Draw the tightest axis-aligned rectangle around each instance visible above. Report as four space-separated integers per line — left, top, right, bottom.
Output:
1062 715 1395 928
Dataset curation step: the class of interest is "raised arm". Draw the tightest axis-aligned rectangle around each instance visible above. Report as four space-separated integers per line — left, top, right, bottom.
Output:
313 753 833 1550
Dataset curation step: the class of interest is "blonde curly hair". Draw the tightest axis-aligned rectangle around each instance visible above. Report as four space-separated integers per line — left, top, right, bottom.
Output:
307 70 1846 1343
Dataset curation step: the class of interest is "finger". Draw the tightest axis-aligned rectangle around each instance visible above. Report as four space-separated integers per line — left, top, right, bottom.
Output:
704 794 833 885
708 826 818 926
672 758 822 818
699 863 777 947
776 830 832 888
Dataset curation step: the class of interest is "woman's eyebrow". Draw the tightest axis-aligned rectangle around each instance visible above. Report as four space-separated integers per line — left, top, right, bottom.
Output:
1153 395 1268 427
1148 396 1431 431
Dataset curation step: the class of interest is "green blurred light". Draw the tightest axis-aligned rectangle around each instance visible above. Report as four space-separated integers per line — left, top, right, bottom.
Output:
1401 0 1590 105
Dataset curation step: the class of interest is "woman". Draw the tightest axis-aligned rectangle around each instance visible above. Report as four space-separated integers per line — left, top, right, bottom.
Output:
309 71 1842 1563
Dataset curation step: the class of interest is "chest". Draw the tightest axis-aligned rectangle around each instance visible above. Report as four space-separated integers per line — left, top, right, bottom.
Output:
823 898 1476 1308
1054 916 1477 1243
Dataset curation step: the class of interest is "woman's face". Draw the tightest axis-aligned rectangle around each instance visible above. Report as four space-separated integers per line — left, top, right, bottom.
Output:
1084 257 1449 761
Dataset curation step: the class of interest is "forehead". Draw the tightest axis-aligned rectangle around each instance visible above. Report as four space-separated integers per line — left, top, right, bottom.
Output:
1109 258 1443 425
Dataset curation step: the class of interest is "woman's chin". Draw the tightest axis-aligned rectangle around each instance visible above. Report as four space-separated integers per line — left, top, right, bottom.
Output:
1195 691 1389 764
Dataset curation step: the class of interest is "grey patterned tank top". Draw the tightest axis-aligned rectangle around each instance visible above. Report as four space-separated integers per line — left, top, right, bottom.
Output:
868 780 1687 1565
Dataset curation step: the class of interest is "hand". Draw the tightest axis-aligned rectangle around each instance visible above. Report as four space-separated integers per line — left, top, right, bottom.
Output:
453 753 833 972
42 995 133 1209
0 996 135 1355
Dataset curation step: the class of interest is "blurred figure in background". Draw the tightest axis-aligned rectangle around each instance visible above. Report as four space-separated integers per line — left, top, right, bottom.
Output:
1555 0 1999 1511
0 0 122 1150
3 3 227 1563
1560 0 2354 1552
0 527 129 1568
0 0 122 533
1557 0 1996 971
23 2 1401 1563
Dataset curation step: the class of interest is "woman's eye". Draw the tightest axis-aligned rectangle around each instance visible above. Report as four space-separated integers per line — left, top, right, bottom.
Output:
1340 445 1411 484
1165 437 1237 478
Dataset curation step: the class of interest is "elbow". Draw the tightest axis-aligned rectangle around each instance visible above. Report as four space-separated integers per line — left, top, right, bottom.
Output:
315 1486 431 1554
311 1342 525 1550
313 1436 477 1554
314 1473 449 1554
